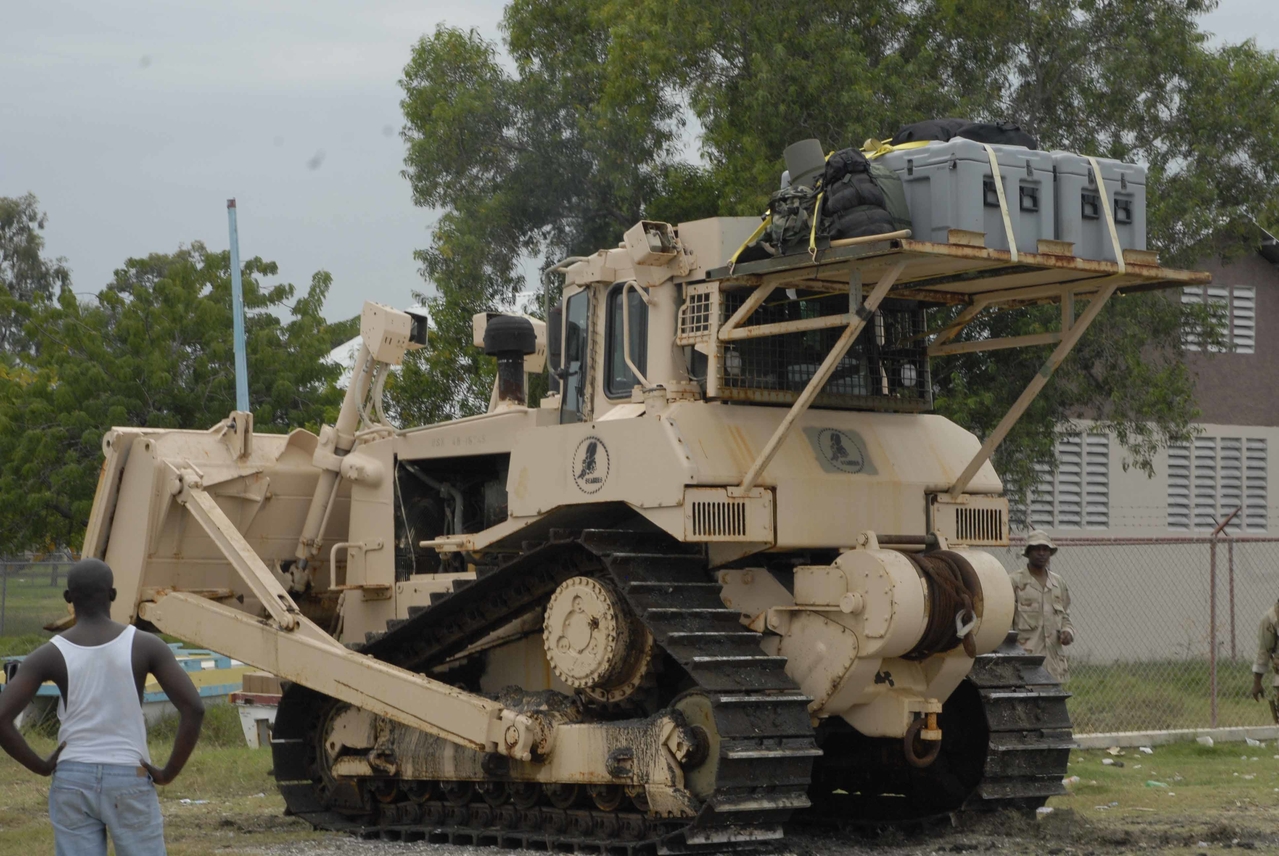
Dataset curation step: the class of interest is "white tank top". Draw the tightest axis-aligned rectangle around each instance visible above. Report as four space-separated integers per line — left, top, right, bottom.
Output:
51 626 151 765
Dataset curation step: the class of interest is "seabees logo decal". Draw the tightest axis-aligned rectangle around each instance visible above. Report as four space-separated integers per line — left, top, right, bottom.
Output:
571 435 611 494
803 427 877 475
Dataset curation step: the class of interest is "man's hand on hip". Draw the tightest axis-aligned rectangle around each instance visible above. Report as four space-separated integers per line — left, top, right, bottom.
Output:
142 761 176 786
33 742 66 777
1058 629 1074 646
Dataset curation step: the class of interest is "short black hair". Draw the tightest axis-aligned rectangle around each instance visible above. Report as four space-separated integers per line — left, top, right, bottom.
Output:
65 558 115 609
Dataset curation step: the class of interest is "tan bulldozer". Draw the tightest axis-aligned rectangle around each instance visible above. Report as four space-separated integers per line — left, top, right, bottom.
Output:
83 216 1208 851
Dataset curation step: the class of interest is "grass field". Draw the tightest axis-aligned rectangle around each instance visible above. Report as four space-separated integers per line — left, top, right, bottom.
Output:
0 569 68 639
0 705 329 856
1069 659 1277 733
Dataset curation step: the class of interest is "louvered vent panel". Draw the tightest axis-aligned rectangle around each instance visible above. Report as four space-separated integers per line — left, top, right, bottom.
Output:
1220 437 1243 531
1056 434 1083 527
932 495 1010 546
1167 442 1191 530
683 487 774 542
1193 436 1218 529
955 507 1006 543
1085 433 1110 528
1246 438 1268 532
690 500 747 539
1233 286 1256 354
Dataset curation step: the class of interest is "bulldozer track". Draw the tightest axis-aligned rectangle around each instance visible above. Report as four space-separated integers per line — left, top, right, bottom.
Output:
272 529 817 854
272 531 1071 849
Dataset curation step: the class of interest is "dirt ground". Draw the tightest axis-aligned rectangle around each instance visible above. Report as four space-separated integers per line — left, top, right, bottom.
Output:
248 811 1279 856
5 741 1279 856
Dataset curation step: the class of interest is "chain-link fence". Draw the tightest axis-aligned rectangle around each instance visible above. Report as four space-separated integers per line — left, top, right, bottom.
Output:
0 558 75 642
992 536 1279 736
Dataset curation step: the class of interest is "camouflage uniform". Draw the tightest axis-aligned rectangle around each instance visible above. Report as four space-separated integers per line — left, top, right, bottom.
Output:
1008 565 1074 682
1252 601 1279 688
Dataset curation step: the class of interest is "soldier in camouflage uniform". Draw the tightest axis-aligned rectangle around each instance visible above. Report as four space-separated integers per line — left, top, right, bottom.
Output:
1249 601 1279 710
1008 530 1074 682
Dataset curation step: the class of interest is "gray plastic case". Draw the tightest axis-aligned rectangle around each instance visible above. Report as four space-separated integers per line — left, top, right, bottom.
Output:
877 139 1055 253
1050 152 1146 261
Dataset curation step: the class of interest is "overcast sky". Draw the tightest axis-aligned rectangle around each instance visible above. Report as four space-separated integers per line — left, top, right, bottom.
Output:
2 2 1275 322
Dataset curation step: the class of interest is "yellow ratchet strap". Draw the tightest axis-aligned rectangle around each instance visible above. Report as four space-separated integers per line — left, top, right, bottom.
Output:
1085 156 1126 275
808 191 824 259
727 215 771 273
982 144 1019 264
861 138 933 160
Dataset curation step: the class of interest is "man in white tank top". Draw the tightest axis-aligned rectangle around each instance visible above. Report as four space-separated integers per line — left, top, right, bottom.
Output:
0 559 205 856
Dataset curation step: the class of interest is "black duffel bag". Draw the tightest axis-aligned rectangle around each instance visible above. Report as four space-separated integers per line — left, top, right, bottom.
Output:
890 118 1038 150
953 121 1038 149
889 117 971 145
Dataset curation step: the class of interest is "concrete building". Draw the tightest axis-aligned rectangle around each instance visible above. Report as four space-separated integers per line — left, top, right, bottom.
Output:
1005 234 1279 664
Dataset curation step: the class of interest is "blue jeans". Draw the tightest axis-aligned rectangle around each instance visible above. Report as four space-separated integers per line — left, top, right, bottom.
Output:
49 761 166 856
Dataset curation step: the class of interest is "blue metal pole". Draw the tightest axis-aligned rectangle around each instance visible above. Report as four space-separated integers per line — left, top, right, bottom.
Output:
227 199 250 412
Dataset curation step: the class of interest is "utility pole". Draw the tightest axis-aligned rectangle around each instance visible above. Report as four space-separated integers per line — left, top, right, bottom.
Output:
227 199 250 412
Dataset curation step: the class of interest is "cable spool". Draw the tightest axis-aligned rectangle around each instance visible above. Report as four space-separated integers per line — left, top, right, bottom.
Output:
900 550 983 660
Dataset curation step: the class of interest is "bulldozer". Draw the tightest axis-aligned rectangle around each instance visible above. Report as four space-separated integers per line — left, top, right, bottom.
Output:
83 215 1209 852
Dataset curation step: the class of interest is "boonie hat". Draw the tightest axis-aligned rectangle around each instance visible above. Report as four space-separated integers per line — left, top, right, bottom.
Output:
1024 529 1057 556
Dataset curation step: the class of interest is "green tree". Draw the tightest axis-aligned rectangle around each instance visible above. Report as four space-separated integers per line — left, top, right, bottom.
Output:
393 0 1279 505
391 8 686 420
0 241 344 554
0 194 70 357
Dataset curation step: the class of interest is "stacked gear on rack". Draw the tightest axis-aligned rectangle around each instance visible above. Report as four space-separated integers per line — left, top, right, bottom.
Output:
730 118 1146 269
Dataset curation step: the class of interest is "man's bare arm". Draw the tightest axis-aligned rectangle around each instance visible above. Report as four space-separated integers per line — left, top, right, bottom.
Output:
0 646 66 775
138 633 204 785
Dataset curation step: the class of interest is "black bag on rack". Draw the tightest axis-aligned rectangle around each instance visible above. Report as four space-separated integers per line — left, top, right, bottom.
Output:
953 121 1038 149
820 148 902 241
889 118 971 145
890 118 1038 150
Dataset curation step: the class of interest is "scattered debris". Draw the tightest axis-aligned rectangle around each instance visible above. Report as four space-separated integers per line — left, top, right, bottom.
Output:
1246 737 1264 747
1145 780 1169 788
1198 736 1215 747
1139 746 1154 754
1107 746 1125 756
178 798 211 805
1063 775 1081 786
1036 806 1054 816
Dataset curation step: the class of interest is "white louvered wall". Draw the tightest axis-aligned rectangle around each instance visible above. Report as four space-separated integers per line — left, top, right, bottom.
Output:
1181 284 1256 354
1027 432 1110 530
1167 436 1267 531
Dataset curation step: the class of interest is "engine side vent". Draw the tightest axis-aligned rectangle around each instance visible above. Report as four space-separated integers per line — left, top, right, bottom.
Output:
690 500 747 538
683 487 775 543
930 494 1010 546
955 506 1005 543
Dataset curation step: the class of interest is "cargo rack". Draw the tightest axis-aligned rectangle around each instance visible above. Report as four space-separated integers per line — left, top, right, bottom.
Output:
697 230 1211 500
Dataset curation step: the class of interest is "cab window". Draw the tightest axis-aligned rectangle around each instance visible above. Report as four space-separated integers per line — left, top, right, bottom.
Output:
604 283 648 398
560 290 590 423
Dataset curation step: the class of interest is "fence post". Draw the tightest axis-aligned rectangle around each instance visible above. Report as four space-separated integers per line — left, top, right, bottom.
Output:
1229 538 1236 662
0 560 7 636
1210 539 1218 728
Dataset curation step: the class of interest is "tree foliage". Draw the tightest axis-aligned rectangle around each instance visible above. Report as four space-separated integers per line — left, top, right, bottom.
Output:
0 227 344 554
395 0 1279 505
1 193 70 357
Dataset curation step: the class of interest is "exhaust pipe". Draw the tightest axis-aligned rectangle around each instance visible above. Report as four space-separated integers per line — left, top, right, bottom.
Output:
484 315 538 406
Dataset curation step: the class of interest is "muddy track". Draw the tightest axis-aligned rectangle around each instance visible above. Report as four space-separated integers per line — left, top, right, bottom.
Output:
272 530 1071 851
